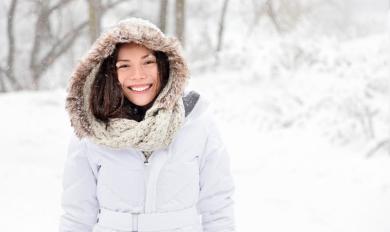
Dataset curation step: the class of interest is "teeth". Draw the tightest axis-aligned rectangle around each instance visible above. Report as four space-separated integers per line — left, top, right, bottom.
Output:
129 85 151 92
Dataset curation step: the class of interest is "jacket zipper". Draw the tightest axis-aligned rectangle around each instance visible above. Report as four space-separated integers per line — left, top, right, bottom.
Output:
139 151 152 214
140 150 169 214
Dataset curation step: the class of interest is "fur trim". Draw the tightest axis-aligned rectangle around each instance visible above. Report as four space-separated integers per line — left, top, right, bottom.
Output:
65 18 189 151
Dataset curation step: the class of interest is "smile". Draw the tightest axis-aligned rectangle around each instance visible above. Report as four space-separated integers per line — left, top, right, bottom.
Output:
127 84 152 92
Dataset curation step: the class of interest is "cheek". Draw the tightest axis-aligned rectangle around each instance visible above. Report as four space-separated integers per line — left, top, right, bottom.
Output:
117 74 125 84
154 75 161 93
150 68 160 90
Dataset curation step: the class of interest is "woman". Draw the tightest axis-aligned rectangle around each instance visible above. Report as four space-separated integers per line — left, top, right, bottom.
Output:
60 18 235 232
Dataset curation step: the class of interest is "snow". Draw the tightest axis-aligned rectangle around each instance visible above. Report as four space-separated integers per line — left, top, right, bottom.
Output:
226 127 390 232
0 2 389 230
0 51 389 231
0 90 71 231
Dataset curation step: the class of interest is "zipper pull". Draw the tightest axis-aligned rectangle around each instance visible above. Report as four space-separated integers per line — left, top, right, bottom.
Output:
142 151 152 165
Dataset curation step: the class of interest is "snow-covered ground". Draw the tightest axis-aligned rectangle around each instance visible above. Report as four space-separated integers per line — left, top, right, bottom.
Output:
0 33 389 231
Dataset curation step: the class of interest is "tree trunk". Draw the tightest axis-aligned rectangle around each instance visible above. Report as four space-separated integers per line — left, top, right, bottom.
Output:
88 0 102 44
216 0 229 53
265 0 282 34
159 0 169 33
175 0 186 47
249 0 282 35
5 0 21 90
30 0 51 90
0 69 6 92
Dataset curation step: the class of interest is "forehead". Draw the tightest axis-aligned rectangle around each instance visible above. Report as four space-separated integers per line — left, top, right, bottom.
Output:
117 43 153 59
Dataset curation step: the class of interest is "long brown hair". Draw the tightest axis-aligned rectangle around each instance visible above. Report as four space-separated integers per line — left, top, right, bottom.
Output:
89 43 170 123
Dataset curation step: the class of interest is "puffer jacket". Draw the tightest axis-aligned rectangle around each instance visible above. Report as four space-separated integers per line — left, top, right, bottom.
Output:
60 17 235 232
60 94 235 232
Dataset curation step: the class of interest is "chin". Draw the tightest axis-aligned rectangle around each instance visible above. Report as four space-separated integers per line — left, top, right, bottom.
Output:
130 98 153 107
134 102 149 107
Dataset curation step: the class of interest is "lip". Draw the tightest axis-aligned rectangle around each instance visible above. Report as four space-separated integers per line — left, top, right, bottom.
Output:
128 83 152 88
127 84 152 94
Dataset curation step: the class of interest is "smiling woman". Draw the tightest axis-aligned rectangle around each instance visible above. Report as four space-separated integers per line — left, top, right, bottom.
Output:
61 18 235 232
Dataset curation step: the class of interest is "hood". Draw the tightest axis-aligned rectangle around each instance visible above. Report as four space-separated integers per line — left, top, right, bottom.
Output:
65 18 189 151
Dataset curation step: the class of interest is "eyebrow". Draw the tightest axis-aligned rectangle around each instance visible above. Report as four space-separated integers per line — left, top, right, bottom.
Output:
117 53 155 62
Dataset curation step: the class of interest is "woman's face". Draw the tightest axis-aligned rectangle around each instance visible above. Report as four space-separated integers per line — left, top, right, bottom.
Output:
116 43 161 108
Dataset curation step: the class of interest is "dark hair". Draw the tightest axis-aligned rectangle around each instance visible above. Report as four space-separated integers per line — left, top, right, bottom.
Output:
89 43 170 123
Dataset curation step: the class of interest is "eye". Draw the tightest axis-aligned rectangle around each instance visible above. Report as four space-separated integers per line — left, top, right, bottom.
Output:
144 59 156 65
117 64 130 69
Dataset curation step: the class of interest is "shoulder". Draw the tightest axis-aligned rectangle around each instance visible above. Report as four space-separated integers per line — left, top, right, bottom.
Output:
183 90 214 122
68 133 104 166
68 133 87 154
176 90 221 141
184 90 226 144
169 92 218 158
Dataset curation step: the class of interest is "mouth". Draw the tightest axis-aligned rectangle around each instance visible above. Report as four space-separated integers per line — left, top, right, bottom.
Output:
127 84 152 93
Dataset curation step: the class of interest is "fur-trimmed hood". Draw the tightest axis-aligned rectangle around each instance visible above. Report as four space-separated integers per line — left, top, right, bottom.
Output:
65 18 189 151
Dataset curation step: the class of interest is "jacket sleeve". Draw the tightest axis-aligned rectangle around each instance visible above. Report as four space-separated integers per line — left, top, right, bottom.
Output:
197 119 236 232
59 134 99 232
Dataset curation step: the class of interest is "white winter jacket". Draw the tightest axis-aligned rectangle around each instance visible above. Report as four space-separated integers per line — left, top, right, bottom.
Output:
60 18 235 232
60 95 235 232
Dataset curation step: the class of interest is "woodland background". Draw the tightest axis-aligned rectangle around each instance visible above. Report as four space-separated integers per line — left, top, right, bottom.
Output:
0 0 389 231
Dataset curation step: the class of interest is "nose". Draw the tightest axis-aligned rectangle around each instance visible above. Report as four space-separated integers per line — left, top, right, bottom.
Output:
131 65 146 80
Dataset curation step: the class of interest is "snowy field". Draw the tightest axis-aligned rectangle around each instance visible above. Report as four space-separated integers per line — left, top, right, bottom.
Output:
0 33 389 231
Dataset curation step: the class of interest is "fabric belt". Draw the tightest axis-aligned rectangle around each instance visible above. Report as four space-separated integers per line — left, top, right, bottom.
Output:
97 206 200 231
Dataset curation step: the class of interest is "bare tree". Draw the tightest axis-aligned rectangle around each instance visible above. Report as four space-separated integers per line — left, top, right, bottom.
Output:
88 0 102 44
216 0 229 53
250 0 307 34
29 0 79 89
250 0 282 34
2 0 22 91
0 0 134 91
86 0 133 42
0 69 4 92
265 0 283 33
29 0 129 90
175 0 185 47
159 0 168 33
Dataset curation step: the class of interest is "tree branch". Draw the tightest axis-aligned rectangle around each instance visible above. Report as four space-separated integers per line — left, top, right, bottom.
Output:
103 0 129 11
29 0 134 88
36 21 88 79
367 139 390 157
48 0 74 14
